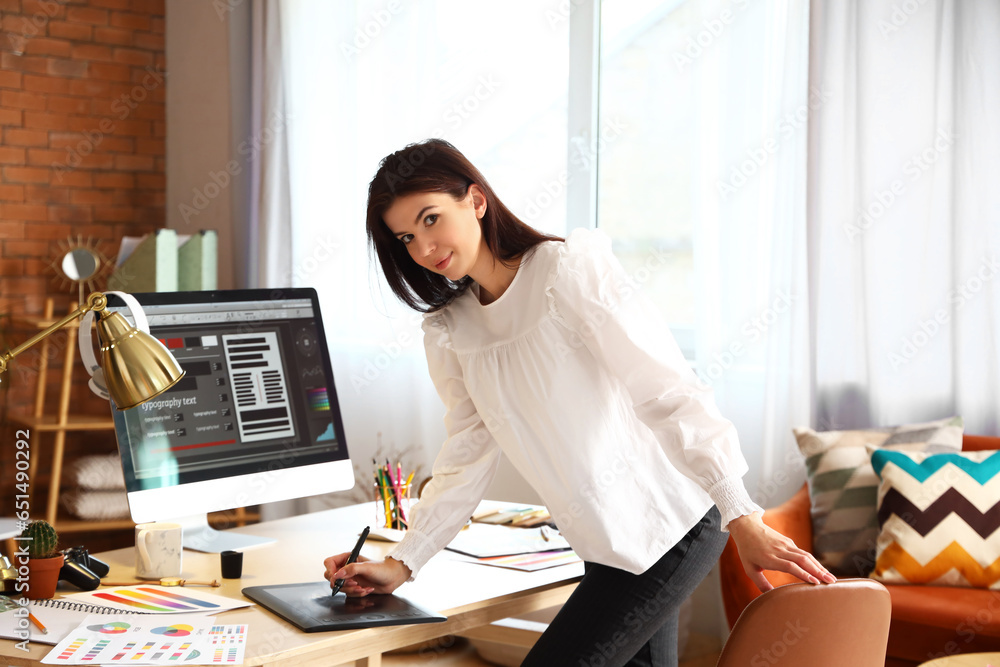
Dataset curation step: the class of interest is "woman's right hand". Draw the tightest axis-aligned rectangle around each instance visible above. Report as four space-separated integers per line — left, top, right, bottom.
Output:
322 554 412 597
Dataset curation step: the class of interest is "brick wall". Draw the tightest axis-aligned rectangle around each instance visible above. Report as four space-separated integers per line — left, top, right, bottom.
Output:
0 0 166 319
1 0 165 407
0 0 166 549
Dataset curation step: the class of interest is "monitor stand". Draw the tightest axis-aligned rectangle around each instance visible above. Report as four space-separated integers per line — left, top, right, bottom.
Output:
175 514 275 553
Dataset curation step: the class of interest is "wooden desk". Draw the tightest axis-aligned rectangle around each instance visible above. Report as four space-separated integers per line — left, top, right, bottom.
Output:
0 503 582 666
920 653 1000 666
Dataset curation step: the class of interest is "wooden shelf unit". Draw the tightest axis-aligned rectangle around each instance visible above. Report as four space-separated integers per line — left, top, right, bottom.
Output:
7 298 115 529
10 414 116 431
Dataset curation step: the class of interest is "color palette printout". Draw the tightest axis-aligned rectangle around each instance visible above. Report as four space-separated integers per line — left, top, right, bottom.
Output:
41 614 248 665
61 586 252 615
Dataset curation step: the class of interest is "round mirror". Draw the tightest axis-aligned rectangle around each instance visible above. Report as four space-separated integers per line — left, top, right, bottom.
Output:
47 236 110 304
61 248 100 281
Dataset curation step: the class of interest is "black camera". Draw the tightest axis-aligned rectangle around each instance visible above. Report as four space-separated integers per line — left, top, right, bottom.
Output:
59 546 110 591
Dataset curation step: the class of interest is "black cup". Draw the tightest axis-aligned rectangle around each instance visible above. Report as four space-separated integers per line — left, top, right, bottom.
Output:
220 550 243 579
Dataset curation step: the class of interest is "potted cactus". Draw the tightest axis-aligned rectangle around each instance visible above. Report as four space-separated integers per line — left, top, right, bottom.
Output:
19 520 63 600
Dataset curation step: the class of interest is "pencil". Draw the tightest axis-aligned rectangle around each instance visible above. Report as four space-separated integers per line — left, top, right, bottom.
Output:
379 469 392 528
392 463 405 527
28 612 47 634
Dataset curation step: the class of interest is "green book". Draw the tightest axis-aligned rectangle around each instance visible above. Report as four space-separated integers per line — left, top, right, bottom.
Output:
108 229 178 293
178 230 218 291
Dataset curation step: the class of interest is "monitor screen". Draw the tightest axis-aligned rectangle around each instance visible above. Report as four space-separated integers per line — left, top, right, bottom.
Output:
106 288 353 551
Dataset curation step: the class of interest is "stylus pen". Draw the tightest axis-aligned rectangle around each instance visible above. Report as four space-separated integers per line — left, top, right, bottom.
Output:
331 526 370 596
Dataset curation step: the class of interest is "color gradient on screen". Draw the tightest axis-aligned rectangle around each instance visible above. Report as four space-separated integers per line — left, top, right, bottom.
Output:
308 388 329 411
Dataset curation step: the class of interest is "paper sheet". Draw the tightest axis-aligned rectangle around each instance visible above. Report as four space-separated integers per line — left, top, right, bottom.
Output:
60 586 251 615
445 522 571 558
470 550 583 571
41 613 247 665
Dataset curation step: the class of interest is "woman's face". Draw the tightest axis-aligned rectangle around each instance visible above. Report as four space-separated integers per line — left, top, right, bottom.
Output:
382 185 489 282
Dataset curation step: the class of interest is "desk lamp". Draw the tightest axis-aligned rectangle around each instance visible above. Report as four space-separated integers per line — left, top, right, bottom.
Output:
0 291 185 410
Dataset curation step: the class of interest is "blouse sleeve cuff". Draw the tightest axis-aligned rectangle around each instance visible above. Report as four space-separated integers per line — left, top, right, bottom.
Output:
385 530 440 581
707 477 763 532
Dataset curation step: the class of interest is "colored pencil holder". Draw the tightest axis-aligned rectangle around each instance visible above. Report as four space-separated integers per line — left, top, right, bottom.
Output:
373 479 412 531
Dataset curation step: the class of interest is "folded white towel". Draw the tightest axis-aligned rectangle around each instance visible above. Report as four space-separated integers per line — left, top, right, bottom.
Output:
61 488 130 521
65 454 126 490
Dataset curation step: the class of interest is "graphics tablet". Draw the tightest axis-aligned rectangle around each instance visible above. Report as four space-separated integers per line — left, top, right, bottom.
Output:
242 582 446 632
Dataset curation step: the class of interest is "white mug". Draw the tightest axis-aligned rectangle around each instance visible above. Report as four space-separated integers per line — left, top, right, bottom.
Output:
135 523 182 579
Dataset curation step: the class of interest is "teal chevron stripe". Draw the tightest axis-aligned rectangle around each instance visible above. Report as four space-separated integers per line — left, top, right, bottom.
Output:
872 450 1000 484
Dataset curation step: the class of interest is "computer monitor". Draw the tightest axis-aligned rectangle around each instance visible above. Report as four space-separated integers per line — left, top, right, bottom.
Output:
106 288 353 552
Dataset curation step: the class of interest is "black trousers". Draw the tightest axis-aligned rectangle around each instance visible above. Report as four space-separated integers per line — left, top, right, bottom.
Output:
521 506 727 667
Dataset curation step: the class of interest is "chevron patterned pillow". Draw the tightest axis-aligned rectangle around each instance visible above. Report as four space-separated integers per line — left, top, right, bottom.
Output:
871 448 1000 588
794 416 963 576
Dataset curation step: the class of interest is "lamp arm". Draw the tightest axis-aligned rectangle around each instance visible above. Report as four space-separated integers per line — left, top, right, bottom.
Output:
0 292 108 378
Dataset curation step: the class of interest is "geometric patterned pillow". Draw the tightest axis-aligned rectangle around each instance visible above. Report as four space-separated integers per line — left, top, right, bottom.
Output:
793 416 964 576
870 449 1000 588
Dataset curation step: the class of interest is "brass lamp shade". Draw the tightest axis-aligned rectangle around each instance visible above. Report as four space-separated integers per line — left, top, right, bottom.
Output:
97 311 185 410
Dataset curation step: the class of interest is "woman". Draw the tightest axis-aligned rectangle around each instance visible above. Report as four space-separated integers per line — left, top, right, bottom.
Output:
325 138 834 666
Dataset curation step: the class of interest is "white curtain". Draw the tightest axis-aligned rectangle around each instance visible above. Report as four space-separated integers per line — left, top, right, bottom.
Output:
273 1 571 510
807 0 1000 437
245 0 293 289
256 0 999 523
664 0 814 508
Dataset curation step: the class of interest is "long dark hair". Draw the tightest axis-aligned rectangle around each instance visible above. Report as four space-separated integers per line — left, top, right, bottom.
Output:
366 138 562 312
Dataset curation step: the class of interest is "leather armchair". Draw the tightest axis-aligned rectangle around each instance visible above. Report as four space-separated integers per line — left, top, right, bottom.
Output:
719 434 1000 666
718 579 891 667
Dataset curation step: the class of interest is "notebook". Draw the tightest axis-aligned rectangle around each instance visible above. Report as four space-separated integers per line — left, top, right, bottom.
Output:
0 595 153 646
242 582 446 632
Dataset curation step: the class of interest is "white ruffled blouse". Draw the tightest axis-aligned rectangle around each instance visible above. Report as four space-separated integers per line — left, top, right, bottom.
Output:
387 228 761 578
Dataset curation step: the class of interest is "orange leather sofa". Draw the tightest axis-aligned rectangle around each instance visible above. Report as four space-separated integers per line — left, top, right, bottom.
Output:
719 434 1000 667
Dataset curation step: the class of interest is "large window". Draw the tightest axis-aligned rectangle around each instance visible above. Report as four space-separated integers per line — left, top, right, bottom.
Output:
283 0 810 503
598 0 698 354
596 0 809 366
283 0 571 338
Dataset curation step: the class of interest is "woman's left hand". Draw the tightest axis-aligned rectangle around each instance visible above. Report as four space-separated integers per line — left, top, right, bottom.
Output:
726 512 837 592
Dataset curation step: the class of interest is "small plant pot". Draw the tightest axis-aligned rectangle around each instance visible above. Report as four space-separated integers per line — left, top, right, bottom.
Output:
24 554 65 600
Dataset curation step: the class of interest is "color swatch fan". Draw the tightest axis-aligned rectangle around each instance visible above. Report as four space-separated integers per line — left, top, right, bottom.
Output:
60 586 251 615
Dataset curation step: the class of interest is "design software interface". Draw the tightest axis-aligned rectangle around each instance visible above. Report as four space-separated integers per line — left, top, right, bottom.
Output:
110 292 346 491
